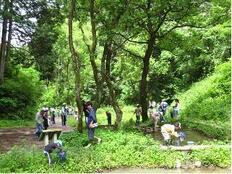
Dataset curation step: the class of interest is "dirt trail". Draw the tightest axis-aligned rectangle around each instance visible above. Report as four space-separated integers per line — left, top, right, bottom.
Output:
0 116 74 153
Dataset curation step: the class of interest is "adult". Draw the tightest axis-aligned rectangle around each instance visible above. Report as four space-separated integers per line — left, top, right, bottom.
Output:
158 100 168 122
86 101 97 143
172 99 180 119
106 111 112 125
50 107 56 124
161 122 181 145
35 108 44 137
150 111 161 132
43 108 49 130
134 104 142 126
44 140 64 165
61 103 68 126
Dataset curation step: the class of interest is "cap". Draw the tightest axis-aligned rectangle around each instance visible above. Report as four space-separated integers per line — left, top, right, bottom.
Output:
55 140 63 147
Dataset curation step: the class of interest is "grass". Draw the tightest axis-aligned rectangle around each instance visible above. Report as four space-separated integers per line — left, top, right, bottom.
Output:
0 127 230 173
0 119 34 128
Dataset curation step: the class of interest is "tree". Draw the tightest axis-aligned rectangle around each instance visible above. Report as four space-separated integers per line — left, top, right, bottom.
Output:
68 0 83 132
0 0 9 84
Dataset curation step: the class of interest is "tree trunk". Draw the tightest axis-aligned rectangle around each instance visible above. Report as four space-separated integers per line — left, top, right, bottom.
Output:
140 35 155 121
88 0 102 109
68 0 83 132
5 0 13 61
0 0 9 84
102 42 123 128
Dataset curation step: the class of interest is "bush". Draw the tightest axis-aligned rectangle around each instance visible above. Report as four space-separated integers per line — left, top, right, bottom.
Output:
177 60 231 139
0 66 44 119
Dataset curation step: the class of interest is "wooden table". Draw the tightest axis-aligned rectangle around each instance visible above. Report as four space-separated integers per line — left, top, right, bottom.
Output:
39 129 62 146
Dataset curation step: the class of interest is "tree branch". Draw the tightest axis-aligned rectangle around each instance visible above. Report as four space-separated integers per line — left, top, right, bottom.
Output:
158 23 206 38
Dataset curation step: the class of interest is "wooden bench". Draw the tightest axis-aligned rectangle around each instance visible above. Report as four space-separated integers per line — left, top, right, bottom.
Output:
39 129 62 146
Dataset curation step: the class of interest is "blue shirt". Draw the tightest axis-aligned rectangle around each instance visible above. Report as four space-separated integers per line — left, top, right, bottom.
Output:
87 108 97 127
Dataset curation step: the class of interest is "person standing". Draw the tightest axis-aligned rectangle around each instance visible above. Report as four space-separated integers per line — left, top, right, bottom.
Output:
43 108 49 130
134 104 142 126
106 111 112 125
86 101 98 144
61 103 68 126
50 107 56 124
172 99 180 119
35 109 44 137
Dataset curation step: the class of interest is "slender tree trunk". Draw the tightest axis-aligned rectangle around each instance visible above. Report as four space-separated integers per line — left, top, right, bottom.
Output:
140 35 155 121
87 0 102 109
102 42 123 128
68 0 83 132
66 56 70 104
0 0 9 84
5 0 13 61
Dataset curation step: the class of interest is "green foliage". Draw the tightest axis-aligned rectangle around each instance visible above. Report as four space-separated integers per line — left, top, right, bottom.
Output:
178 61 231 139
0 129 230 172
0 119 34 128
0 66 44 119
190 146 231 168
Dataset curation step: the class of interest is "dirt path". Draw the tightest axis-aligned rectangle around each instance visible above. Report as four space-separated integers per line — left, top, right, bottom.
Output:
0 116 74 153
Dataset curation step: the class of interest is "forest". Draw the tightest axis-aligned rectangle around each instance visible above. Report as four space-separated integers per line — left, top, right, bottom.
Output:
0 0 231 173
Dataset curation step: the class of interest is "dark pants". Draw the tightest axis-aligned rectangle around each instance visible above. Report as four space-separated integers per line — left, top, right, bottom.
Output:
61 115 67 126
43 118 49 130
88 128 95 141
35 123 43 137
107 117 112 125
51 114 55 124
136 115 140 126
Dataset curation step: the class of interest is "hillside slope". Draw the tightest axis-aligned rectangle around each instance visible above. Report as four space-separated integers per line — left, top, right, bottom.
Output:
178 60 231 139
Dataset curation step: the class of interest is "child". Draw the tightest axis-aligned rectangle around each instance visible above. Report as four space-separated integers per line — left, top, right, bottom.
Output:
44 140 64 165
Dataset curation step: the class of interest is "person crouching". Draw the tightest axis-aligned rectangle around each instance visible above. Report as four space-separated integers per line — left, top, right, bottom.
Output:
44 140 63 165
161 122 181 145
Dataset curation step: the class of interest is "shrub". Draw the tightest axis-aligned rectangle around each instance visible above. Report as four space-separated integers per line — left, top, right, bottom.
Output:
0 66 44 119
177 61 231 139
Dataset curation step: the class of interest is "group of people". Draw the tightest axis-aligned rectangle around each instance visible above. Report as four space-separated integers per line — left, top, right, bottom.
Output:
134 99 180 127
35 103 69 137
134 99 183 145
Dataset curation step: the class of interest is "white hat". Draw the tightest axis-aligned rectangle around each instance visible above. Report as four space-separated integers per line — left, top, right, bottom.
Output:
55 140 63 147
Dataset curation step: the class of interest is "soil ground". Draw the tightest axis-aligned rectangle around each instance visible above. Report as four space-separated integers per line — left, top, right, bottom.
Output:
0 116 73 153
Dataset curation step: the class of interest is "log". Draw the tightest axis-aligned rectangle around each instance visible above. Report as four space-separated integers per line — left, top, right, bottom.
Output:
160 145 231 151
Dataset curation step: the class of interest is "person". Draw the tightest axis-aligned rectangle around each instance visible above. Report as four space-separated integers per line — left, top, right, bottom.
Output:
35 109 44 137
44 140 64 165
50 107 56 124
158 100 168 122
85 101 98 145
43 108 49 130
172 99 180 119
134 104 142 126
150 111 161 132
106 111 112 125
161 122 181 145
61 103 68 126
149 100 156 108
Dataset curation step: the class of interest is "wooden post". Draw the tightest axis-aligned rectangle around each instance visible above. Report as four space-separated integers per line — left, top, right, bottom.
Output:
52 133 58 143
44 133 49 146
